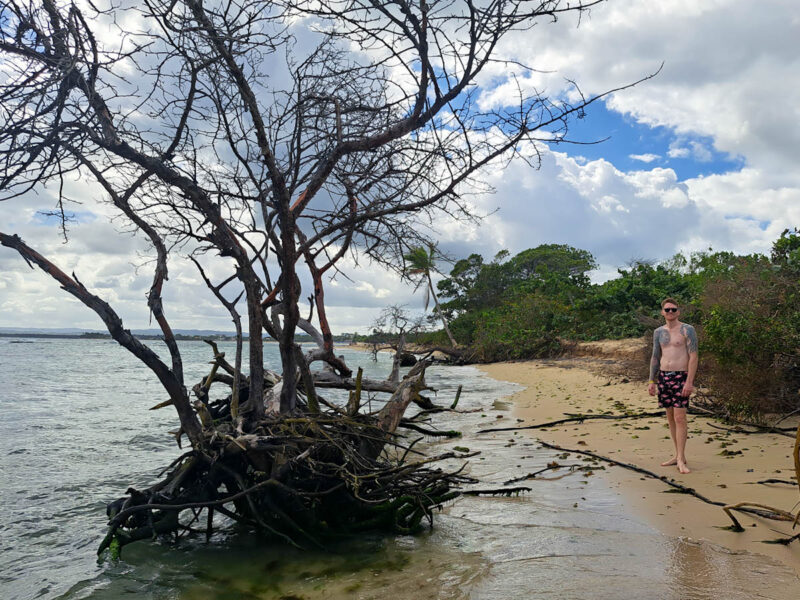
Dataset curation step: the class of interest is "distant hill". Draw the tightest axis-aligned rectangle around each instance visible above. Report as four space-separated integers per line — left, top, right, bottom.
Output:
0 327 354 341
0 327 99 335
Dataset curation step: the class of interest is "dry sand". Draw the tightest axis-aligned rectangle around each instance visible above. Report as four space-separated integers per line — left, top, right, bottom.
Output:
478 355 800 577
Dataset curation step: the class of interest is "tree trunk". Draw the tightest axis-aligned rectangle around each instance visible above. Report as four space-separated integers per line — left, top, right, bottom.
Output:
428 279 457 347
388 332 406 384
244 279 265 421
360 360 429 460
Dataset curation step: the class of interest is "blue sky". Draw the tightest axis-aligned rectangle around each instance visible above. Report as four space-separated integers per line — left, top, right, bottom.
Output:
554 100 745 181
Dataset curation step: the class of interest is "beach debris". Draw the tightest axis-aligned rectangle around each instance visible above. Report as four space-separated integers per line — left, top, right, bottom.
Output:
461 487 530 497
718 449 742 456
477 410 667 434
450 385 463 410
761 532 800 546
535 440 799 532
722 502 795 533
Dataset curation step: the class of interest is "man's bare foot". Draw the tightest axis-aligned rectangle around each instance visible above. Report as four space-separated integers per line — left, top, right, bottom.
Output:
660 457 677 467
677 460 691 474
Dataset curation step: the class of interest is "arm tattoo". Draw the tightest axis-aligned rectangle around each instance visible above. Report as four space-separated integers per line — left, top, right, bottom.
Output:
649 328 664 380
681 324 698 354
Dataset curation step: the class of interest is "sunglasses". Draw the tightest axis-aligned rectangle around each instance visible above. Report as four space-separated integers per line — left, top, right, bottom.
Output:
663 307 679 313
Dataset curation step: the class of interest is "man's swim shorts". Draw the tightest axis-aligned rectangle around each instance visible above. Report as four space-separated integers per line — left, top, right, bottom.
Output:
657 370 689 409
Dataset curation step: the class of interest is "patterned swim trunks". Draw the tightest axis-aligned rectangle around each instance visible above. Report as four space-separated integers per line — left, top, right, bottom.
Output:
657 370 689 409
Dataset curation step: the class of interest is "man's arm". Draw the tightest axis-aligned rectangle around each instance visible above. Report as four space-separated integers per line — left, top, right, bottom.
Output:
649 328 663 382
648 328 663 395
682 324 698 395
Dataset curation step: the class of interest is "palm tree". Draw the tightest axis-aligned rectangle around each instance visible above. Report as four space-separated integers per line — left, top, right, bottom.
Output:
403 245 458 348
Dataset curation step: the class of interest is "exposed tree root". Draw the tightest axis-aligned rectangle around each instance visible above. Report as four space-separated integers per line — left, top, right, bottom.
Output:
480 402 800 539
398 420 462 438
97 357 485 558
687 401 797 438
461 487 531 497
706 422 795 438
721 502 795 532
762 532 800 546
478 410 667 434
503 462 598 485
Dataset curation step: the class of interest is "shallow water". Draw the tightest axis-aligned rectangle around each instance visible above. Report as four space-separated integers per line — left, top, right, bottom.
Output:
1 339 797 599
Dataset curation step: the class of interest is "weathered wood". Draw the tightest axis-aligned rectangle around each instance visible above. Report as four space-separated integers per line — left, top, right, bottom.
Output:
346 367 364 416
361 361 429 460
312 371 398 394
478 410 666 434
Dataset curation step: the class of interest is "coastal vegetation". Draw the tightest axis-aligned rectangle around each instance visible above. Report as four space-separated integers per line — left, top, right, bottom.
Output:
401 229 800 417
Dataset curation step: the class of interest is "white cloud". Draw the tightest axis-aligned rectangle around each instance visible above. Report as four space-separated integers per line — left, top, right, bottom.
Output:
629 153 660 163
667 146 690 159
668 140 713 162
354 282 392 300
2 0 800 334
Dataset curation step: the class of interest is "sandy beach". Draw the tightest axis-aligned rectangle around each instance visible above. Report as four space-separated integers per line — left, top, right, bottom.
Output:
478 352 800 577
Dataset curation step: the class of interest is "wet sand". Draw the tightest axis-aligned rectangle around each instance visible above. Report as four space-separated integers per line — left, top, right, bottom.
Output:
478 358 800 578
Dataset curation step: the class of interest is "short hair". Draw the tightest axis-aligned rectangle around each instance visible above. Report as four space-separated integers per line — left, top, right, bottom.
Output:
661 297 679 309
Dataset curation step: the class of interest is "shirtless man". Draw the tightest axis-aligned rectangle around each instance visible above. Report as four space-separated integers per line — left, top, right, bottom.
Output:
648 298 698 474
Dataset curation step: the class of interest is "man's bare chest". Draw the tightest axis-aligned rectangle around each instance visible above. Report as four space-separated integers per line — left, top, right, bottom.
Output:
659 328 686 351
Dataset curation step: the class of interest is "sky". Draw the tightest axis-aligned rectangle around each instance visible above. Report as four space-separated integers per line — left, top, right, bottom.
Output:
1 0 799 333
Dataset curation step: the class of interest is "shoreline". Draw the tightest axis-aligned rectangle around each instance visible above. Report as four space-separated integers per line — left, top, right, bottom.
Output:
477 358 800 578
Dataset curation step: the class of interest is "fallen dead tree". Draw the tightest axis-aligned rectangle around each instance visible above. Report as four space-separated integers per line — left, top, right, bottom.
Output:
100 355 474 558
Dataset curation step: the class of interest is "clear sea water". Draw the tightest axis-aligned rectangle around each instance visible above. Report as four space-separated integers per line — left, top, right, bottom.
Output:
1 338 797 599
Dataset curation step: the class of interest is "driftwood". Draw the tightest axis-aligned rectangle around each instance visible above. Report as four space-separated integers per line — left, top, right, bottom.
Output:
461 487 531 497
502 462 595 484
312 371 398 394
478 410 668 434
706 422 795 439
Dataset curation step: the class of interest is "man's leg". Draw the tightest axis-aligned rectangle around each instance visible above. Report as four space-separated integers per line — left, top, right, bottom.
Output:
674 407 690 474
661 407 678 466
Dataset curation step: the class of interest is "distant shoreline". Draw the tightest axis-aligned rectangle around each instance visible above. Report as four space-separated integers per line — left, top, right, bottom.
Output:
0 332 359 343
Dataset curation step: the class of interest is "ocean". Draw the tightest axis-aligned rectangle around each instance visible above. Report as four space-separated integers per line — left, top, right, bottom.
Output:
1 338 796 599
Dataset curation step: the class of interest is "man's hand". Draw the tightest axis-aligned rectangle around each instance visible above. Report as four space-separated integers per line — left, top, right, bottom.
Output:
681 382 694 397
648 382 657 396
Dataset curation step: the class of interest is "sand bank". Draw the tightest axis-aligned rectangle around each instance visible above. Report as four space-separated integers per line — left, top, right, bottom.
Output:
478 357 800 577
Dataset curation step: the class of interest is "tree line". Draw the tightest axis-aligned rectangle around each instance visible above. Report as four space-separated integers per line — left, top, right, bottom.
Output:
405 230 800 416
